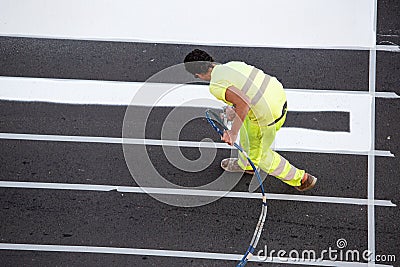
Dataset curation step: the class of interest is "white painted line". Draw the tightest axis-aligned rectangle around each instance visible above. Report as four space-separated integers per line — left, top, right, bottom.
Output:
276 148 393 158
0 76 394 105
375 92 400 98
0 133 394 157
376 45 400 52
368 50 377 266
0 76 377 105
1 77 396 154
368 153 376 266
0 0 375 49
0 133 228 148
0 243 393 267
367 0 378 264
0 181 395 207
0 34 397 52
286 88 399 99
0 76 379 153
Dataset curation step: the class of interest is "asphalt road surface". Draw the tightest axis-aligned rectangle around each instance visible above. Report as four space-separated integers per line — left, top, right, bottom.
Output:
0 2 399 266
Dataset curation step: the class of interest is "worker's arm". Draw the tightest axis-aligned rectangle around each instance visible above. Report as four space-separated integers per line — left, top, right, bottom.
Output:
221 86 250 145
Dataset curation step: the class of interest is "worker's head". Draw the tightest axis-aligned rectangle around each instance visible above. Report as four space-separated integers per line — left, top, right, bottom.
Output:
184 49 215 81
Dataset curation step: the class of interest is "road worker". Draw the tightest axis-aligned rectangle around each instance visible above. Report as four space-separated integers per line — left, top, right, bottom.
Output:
184 49 317 191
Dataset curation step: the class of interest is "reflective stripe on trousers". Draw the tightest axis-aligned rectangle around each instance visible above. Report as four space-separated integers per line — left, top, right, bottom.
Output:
237 114 305 187
270 156 298 181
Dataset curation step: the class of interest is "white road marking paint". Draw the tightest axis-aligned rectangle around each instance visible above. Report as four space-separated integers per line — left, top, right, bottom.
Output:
368 0 378 263
367 0 379 264
376 45 400 52
0 243 393 267
287 88 399 99
0 133 394 157
0 0 375 49
0 33 397 51
0 181 395 207
0 76 394 106
0 76 388 153
375 92 399 98
0 76 389 106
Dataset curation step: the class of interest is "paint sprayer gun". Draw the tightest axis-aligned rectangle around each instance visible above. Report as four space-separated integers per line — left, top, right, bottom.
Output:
221 106 235 130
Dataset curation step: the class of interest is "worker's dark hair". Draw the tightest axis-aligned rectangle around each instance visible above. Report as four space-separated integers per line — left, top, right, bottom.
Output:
184 49 214 75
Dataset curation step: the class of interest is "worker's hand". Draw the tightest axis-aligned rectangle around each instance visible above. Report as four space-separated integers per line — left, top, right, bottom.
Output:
221 130 237 146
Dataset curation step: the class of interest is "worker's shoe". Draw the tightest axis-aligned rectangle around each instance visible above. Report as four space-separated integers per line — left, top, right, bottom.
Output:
221 158 254 175
295 173 317 191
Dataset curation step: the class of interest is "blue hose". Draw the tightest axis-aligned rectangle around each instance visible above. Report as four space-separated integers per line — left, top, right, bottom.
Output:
205 110 268 267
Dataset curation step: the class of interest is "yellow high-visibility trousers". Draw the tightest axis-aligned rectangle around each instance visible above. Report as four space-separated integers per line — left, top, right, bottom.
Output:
237 112 304 187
